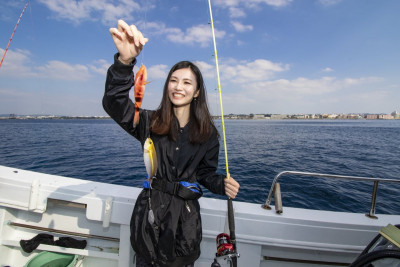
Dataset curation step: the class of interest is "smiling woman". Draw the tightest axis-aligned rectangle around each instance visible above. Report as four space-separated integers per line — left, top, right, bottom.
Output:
102 20 240 267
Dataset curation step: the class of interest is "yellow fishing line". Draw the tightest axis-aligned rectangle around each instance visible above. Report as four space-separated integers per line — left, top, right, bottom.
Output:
208 0 230 178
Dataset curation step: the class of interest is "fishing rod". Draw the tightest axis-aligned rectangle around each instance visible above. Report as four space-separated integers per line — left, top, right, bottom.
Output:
7 221 119 242
0 1 30 69
207 1 239 266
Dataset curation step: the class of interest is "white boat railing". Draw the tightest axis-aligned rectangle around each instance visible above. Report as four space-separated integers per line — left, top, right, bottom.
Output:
262 171 400 219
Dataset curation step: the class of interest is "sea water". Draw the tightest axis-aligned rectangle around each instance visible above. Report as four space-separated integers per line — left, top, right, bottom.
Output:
0 119 399 214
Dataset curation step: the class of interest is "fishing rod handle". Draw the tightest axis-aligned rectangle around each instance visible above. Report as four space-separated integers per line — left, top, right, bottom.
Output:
228 198 236 239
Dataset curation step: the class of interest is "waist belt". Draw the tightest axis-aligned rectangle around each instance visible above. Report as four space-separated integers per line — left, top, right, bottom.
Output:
143 179 203 200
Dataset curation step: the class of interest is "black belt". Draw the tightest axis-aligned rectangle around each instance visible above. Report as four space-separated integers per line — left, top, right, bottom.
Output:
149 179 203 200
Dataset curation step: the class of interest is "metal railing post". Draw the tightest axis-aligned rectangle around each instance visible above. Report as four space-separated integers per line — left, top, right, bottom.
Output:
262 171 400 218
365 181 379 219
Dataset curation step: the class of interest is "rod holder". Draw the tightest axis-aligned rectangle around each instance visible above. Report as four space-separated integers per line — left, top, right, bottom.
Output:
365 181 379 219
274 183 283 214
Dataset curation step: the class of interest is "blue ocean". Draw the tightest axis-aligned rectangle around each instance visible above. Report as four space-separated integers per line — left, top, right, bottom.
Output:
1 119 399 214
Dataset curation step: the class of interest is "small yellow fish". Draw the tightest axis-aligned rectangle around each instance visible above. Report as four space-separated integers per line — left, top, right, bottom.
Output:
143 138 157 179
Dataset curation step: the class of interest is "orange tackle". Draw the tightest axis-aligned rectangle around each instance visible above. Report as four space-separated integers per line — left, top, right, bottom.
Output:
133 65 149 127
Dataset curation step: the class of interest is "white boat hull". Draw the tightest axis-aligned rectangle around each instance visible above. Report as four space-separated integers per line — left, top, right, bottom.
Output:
0 165 398 266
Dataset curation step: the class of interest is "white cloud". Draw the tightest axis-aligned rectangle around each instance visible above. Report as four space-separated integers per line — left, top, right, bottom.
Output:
165 24 226 47
143 22 225 47
229 7 246 18
36 61 91 81
213 0 292 20
0 48 33 77
238 76 383 100
252 77 338 95
0 48 102 81
318 0 343 6
322 67 334 73
246 0 293 8
214 0 240 7
214 0 292 9
89 59 111 76
231 21 253 32
202 57 386 114
220 58 290 83
37 0 141 25
38 1 224 47
1 1 28 21
141 21 168 35
216 75 385 114
147 64 169 80
194 61 216 79
341 77 384 86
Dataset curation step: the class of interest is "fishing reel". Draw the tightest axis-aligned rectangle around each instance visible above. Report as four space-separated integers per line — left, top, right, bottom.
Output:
211 233 239 267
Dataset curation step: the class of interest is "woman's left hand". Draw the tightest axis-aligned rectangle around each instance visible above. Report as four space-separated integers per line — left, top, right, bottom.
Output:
224 175 240 199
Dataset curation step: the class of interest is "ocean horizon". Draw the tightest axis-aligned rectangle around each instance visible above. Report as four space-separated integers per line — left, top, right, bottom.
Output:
1 118 399 215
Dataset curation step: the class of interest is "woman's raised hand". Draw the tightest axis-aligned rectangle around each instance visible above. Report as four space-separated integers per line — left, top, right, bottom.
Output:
109 20 149 65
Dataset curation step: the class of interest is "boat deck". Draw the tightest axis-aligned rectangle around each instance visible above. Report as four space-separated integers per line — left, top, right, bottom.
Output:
1 165 399 266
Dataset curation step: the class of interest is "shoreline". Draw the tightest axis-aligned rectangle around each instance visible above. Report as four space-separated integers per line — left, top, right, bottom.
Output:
1 114 399 120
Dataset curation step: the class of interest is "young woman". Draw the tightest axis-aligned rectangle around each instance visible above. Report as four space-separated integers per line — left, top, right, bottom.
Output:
103 20 240 267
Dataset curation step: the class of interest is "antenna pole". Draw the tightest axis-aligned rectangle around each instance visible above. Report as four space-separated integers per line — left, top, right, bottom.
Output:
0 1 30 69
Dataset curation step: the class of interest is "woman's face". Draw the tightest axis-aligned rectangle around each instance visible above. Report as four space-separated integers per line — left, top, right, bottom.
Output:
168 68 199 108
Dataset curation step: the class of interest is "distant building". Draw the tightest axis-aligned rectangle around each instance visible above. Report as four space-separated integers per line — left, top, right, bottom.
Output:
212 112 397 120
291 114 306 119
348 114 362 119
270 114 288 120
321 114 329 119
237 114 249 119
366 114 393 120
253 114 266 119
391 111 400 119
327 114 338 119
308 114 318 119
378 114 393 120
337 114 361 119
366 114 378 119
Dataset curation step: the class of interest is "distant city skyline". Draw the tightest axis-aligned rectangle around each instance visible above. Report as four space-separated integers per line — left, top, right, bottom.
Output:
2 110 399 121
1 0 399 116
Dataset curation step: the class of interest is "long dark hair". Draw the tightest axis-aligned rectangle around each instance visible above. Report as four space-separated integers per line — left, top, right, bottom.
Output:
151 61 216 144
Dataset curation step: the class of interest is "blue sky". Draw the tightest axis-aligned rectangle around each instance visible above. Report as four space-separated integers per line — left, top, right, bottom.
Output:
0 0 399 116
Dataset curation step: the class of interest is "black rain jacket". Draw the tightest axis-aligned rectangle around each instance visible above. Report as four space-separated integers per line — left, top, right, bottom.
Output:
102 54 226 266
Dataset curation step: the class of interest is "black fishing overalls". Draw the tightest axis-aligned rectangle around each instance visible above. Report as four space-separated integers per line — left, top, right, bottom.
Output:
103 54 226 266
